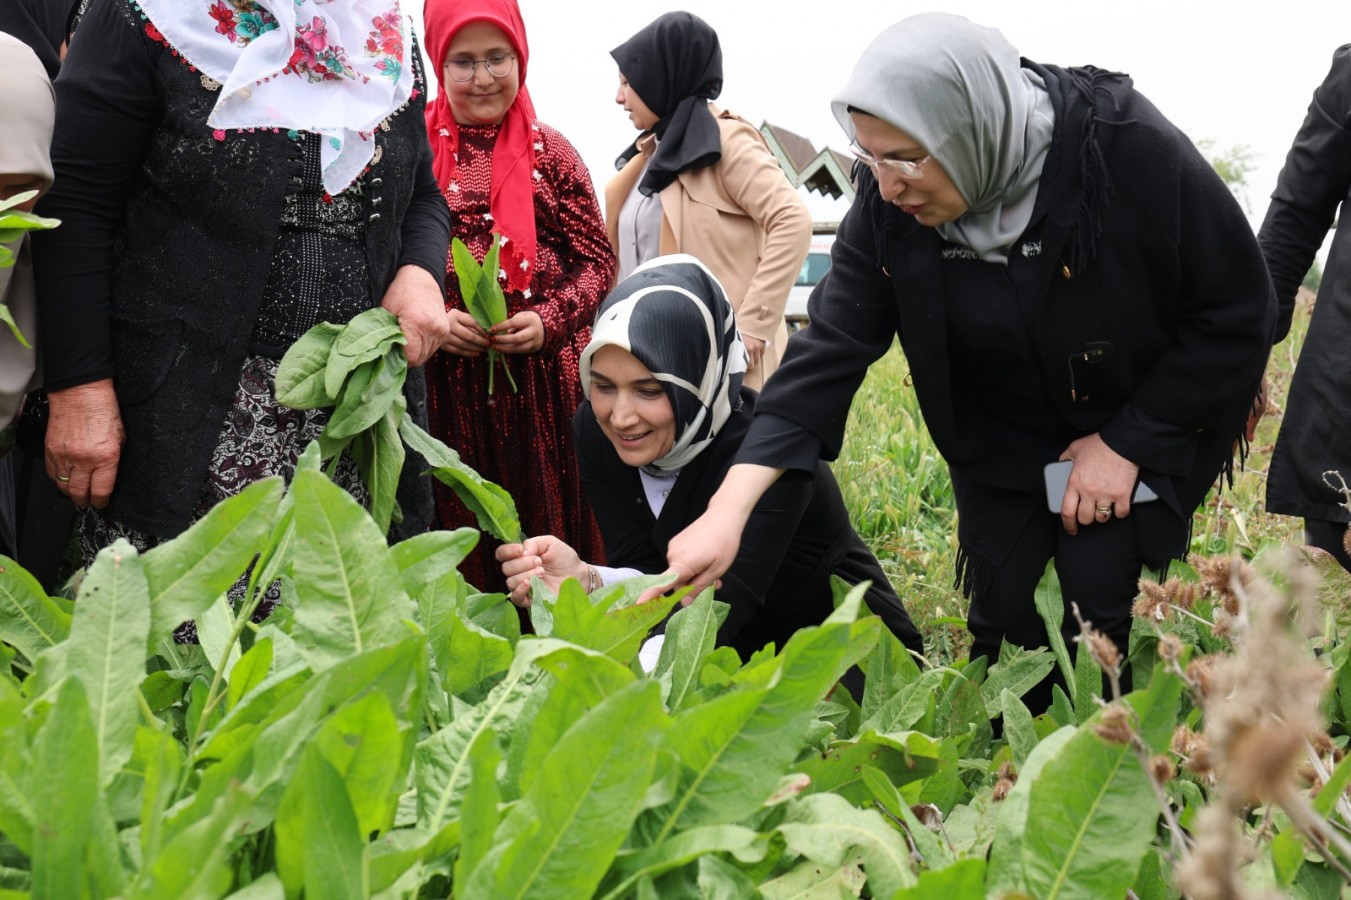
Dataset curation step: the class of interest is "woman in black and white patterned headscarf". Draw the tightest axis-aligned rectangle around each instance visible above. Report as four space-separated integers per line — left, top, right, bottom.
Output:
498 254 922 680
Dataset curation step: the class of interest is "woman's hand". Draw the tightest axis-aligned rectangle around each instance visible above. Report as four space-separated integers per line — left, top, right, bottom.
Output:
381 265 451 367
495 535 586 607
45 379 125 509
442 309 491 358
1244 375 1270 443
1058 433 1140 535
490 311 545 355
743 335 766 371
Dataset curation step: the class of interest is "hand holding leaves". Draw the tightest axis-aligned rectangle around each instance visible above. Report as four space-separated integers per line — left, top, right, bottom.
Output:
452 233 518 395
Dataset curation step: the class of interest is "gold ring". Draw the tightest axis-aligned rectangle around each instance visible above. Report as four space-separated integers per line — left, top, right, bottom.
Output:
56 474 71 483
1095 504 1112 513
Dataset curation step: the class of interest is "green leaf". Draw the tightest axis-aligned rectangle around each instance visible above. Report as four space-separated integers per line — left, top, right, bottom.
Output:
597 826 765 900
368 822 462 895
1033 562 1075 695
134 727 183 865
981 642 1056 714
197 592 241 680
1047 684 1075 727
653 615 879 838
0 300 29 346
795 730 940 803
226 637 274 710
452 237 493 331
862 667 945 734
323 306 406 400
350 393 407 533
862 764 952 870
275 746 368 898
326 351 407 443
289 468 412 670
454 726 503 890
392 528 479 597
275 321 344 409
29 679 101 899
758 859 867 898
312 691 405 838
860 619 922 722
1020 718 1159 900
224 873 285 899
64 538 151 786
444 608 514 698
464 681 669 900
777 792 915 895
985 725 1076 897
0 554 71 662
652 591 728 711
1314 750 1351 816
479 233 509 324
142 477 284 651
894 858 987 899
1073 643 1103 724
1001 688 1039 766
400 413 522 542
0 681 34 855
1271 829 1305 889
130 785 251 900
550 576 681 662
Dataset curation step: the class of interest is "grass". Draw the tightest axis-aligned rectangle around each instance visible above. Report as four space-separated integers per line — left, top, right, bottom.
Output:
834 293 1313 664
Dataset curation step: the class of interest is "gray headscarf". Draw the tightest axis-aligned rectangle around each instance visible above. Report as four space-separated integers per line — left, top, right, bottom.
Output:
832 13 1055 264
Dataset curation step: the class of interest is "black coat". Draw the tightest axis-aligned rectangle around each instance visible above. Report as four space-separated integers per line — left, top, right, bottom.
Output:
750 63 1275 579
575 390 923 660
1262 45 1351 523
32 0 451 538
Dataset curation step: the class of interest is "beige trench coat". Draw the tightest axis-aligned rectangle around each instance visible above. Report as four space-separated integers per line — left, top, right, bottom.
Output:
605 107 811 389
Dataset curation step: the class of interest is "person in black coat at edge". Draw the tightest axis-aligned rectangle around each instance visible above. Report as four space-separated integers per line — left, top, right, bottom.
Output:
650 13 1275 714
1259 44 1351 571
495 254 924 687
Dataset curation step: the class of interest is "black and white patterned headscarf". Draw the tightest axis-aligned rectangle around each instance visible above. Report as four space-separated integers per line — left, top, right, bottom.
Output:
581 254 747 475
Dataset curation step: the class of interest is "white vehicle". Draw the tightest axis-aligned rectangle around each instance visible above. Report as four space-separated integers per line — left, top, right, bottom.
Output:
785 234 835 331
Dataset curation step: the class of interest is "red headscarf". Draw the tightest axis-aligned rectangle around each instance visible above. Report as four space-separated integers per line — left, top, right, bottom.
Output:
424 0 537 293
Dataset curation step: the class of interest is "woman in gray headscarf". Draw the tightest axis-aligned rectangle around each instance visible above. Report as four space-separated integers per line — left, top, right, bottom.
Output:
0 32 56 558
656 13 1274 711
495 254 922 674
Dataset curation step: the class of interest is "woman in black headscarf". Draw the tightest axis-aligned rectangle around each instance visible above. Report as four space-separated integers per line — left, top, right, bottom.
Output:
603 12 811 390
496 254 923 666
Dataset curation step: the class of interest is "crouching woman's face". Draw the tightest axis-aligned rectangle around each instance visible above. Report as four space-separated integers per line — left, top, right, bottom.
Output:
588 344 676 468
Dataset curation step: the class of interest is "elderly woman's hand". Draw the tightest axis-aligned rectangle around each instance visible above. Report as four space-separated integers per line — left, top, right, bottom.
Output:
45 379 125 509
381 265 451 367
1058 433 1140 535
496 534 588 607
490 311 545 355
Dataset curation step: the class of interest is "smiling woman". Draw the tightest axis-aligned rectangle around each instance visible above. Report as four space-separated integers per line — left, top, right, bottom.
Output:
495 254 923 684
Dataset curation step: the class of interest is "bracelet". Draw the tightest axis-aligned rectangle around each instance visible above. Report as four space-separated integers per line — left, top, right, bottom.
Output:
587 564 598 593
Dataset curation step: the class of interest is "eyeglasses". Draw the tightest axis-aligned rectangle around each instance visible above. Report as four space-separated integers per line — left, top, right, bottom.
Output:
850 142 930 181
444 52 516 83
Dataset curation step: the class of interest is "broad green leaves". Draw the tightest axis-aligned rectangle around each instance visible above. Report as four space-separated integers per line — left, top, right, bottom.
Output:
451 233 517 395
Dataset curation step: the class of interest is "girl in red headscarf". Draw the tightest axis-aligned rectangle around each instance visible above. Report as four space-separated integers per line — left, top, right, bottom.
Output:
422 0 616 591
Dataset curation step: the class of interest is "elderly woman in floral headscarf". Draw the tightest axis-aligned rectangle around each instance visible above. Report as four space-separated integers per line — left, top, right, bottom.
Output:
421 0 616 593
32 0 450 622
496 255 922 671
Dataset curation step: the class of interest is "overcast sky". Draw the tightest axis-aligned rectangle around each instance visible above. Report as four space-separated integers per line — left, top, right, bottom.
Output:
408 1 1346 245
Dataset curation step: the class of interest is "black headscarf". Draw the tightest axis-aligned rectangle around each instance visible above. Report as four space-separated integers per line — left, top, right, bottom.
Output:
580 255 747 474
0 0 74 80
610 11 724 196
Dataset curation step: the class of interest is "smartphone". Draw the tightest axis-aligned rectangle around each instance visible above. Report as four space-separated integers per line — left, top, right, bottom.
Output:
1043 459 1158 514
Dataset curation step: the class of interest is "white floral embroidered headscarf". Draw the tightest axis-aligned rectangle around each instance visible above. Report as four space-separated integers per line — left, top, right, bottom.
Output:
138 0 414 194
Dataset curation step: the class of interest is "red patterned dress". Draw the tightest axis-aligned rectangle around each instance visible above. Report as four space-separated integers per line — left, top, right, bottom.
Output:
424 122 616 592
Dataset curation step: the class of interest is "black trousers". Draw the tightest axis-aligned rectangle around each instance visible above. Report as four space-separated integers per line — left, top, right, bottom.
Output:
1305 518 1351 574
966 511 1143 714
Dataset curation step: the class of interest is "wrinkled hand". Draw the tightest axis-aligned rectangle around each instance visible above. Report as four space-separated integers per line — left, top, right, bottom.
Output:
45 379 124 509
1058 433 1140 535
381 265 451 367
490 311 545 355
496 534 586 607
743 335 766 372
1244 375 1270 443
442 308 490 358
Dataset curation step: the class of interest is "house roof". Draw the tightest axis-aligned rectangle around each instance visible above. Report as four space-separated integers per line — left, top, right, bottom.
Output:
759 121 856 202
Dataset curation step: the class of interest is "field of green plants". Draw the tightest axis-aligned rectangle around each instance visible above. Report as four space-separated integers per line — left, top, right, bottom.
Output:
1 296 1349 898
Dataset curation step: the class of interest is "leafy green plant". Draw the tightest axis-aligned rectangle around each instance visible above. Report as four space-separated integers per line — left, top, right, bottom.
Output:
451 233 517 396
0 189 59 346
275 307 521 541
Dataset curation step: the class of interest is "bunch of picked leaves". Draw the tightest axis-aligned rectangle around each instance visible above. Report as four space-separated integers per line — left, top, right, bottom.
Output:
452 232 517 396
275 306 521 540
0 189 59 346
